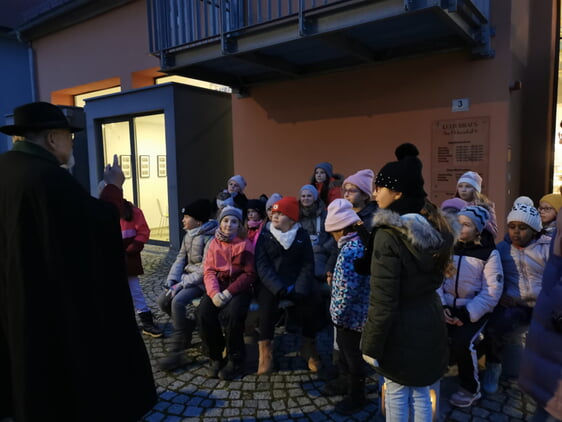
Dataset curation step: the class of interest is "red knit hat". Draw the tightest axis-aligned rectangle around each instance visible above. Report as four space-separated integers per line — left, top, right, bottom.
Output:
272 196 299 221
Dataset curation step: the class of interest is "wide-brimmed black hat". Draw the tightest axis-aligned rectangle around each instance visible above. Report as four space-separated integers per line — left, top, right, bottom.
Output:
0 101 82 136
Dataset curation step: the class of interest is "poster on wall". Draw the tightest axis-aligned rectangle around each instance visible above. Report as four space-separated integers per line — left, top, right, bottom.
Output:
139 155 150 178
120 155 132 179
430 116 490 206
157 155 167 177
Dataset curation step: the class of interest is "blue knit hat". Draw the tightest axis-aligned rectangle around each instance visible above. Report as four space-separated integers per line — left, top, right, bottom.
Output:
314 162 333 179
299 184 319 201
458 205 490 233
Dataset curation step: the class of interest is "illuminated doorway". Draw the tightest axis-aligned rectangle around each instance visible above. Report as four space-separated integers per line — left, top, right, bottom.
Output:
101 114 169 242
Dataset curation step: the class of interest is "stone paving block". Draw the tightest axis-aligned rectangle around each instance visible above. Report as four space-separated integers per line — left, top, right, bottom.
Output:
481 398 503 412
488 412 510 422
503 404 524 419
144 412 165 422
449 409 472 422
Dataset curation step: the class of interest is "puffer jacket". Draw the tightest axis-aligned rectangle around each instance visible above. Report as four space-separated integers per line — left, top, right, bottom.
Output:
203 236 256 298
255 224 316 296
361 209 449 387
166 220 218 287
330 235 370 331
438 241 503 322
299 200 336 277
121 205 150 276
519 253 562 420
497 234 551 307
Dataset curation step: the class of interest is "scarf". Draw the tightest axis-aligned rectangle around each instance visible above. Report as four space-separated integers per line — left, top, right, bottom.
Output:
337 232 359 249
269 223 301 250
247 220 263 229
215 229 232 243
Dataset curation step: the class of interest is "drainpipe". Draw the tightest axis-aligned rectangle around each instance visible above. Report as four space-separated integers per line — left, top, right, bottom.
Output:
16 30 37 102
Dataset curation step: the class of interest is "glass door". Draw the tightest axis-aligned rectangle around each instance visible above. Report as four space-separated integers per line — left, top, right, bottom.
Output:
101 113 169 242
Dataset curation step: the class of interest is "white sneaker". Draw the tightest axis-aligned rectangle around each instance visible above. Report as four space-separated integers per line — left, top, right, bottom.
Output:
449 389 482 408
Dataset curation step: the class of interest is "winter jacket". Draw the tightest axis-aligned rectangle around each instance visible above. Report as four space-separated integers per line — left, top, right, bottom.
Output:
438 241 503 322
497 235 551 307
330 235 370 331
361 209 449 387
255 224 316 296
519 253 562 420
314 174 343 206
120 205 150 276
357 201 378 233
203 236 256 298
166 220 218 288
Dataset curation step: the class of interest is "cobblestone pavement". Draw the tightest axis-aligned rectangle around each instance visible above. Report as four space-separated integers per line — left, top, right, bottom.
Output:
137 245 538 422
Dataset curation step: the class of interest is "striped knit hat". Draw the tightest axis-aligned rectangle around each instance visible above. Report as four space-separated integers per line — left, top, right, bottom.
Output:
458 205 490 233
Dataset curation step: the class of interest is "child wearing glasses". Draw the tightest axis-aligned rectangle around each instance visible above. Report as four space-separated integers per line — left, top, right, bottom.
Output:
538 193 562 236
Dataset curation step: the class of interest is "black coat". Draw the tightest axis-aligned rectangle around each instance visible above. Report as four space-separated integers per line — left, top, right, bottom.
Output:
0 141 157 422
361 210 449 387
255 225 316 296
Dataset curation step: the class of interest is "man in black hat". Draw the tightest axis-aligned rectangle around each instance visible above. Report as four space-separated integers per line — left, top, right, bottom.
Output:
0 102 157 422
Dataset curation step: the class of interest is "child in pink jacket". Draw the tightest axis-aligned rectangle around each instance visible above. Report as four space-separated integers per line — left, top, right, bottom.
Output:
198 206 256 380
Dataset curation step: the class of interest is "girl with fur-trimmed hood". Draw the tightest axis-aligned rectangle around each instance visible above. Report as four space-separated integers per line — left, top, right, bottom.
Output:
361 143 452 421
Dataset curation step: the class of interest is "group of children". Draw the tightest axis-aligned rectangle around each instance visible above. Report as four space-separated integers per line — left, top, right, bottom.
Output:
119 148 561 420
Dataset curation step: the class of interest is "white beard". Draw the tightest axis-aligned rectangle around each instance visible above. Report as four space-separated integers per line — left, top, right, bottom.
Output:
60 153 75 171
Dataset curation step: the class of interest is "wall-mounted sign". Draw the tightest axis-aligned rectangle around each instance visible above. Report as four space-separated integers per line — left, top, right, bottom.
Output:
452 98 470 112
430 116 490 206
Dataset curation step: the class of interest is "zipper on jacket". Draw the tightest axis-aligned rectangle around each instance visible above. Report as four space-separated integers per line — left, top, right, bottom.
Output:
453 255 463 310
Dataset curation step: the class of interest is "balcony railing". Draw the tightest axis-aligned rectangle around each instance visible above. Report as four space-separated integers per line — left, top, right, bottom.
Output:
147 0 492 88
148 0 378 54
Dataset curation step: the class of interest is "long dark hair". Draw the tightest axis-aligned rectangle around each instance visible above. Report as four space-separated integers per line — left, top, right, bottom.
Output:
310 174 330 205
122 200 134 222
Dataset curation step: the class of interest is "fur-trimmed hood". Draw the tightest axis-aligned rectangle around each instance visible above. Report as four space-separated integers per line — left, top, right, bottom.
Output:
373 209 443 251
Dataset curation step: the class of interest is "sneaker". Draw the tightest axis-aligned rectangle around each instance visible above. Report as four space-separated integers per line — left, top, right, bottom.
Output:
206 359 225 378
219 360 244 381
449 389 481 408
142 324 163 338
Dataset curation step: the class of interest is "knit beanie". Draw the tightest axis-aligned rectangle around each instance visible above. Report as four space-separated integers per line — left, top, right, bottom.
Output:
228 175 247 191
219 205 243 223
441 198 468 213
375 143 426 198
458 205 490 233
325 198 361 232
314 162 333 179
299 184 319 201
540 193 562 212
246 198 266 217
343 169 374 196
271 196 300 222
507 196 542 232
457 171 482 193
182 198 212 222
266 193 283 210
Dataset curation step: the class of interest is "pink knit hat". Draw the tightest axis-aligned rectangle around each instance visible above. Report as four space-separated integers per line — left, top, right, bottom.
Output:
457 171 482 193
325 198 361 232
343 169 374 197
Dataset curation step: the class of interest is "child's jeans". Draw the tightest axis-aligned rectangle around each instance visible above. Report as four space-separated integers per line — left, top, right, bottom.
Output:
384 379 434 422
157 285 204 329
128 276 149 313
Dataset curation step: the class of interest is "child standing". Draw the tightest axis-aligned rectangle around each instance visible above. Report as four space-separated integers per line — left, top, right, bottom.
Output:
483 197 550 393
198 206 256 380
341 169 378 232
438 205 503 407
120 199 162 337
322 199 370 415
156 199 217 371
456 171 498 241
310 162 343 206
538 193 562 236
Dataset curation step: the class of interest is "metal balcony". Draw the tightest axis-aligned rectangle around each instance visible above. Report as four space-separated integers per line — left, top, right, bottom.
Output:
147 0 492 91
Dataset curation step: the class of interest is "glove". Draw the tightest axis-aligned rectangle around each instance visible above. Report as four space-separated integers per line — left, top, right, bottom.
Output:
454 306 471 324
212 290 233 308
167 283 183 297
165 279 178 289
